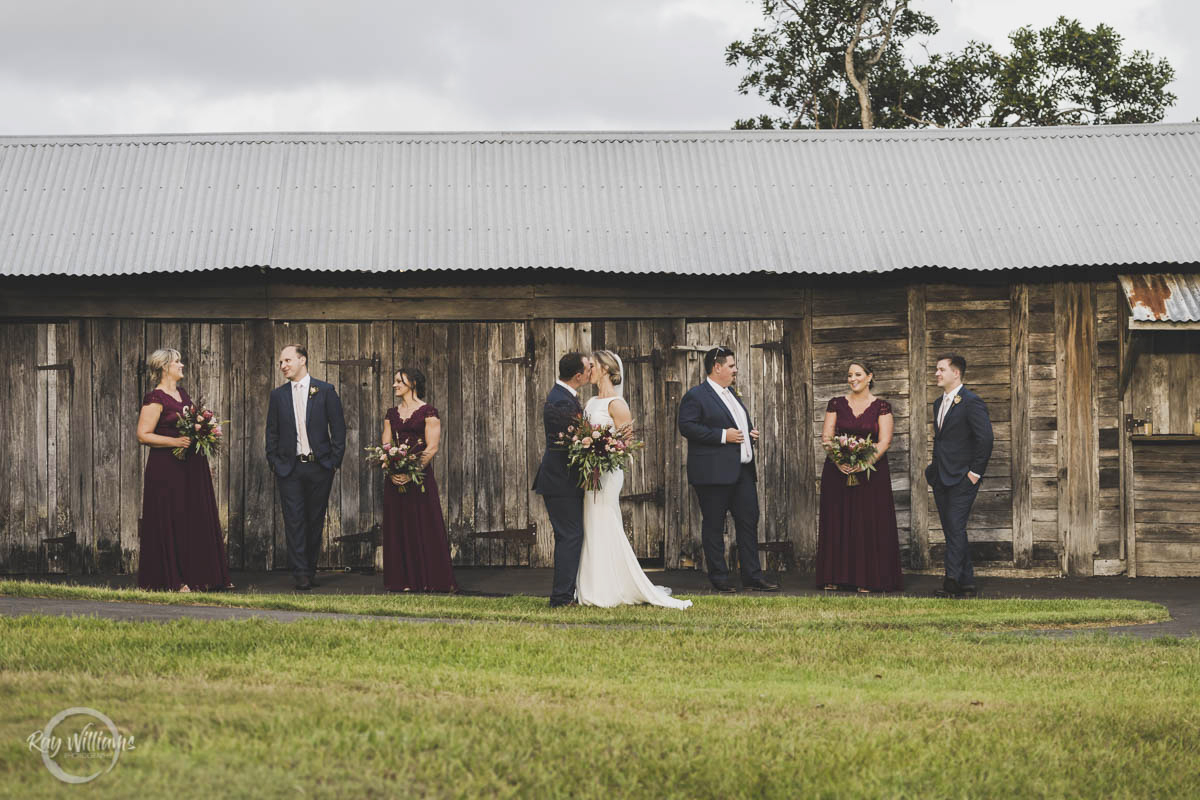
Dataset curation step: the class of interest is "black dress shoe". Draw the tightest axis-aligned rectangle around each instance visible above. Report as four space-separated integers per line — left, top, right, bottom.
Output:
935 577 962 598
294 577 313 591
960 585 979 598
308 576 321 588
745 578 780 592
710 581 736 593
549 600 579 608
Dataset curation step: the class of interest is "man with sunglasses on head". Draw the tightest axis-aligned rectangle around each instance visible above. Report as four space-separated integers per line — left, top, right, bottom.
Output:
677 346 778 593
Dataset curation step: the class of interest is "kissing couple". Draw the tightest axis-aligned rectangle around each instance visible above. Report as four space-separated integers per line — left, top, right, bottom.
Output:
533 351 692 609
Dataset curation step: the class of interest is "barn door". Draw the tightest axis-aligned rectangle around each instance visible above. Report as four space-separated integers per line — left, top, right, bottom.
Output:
663 319 793 571
600 320 674 564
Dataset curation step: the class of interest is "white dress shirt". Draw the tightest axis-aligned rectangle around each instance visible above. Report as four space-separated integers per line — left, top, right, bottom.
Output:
937 383 963 430
291 374 312 456
938 383 979 481
555 380 579 398
708 378 753 464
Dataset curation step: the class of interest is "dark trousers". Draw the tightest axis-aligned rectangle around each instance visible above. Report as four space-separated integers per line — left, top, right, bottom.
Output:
931 476 981 587
544 494 585 605
694 463 763 584
277 460 335 579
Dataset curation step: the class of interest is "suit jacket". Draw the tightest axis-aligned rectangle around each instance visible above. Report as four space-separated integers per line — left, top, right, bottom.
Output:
677 381 755 486
925 386 993 488
265 377 347 477
532 384 584 497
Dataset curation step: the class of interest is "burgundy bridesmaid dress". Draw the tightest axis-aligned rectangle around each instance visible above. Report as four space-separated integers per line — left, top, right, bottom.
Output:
381 405 458 592
137 388 232 591
815 396 904 592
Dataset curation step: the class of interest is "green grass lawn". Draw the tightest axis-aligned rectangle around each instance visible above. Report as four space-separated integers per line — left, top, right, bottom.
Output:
0 584 1197 799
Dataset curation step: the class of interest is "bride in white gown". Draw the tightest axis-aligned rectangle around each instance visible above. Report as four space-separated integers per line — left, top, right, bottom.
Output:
576 350 691 609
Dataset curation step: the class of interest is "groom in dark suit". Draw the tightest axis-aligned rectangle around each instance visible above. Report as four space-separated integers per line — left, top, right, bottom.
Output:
677 346 778 593
926 353 993 598
533 352 593 607
266 344 346 590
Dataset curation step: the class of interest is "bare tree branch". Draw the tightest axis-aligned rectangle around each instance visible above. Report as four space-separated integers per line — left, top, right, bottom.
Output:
867 1 905 66
845 2 874 129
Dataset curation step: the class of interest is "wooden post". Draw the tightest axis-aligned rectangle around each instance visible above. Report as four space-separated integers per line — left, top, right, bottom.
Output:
1010 284 1033 568
783 294 817 565
1118 293 1136 575
906 285 929 569
1055 281 1098 576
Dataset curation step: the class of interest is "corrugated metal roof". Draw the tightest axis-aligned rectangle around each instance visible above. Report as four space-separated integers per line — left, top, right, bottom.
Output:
1120 273 1200 322
3 125 1200 276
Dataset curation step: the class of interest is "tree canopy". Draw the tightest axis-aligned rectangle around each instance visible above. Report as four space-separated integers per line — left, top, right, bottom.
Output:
726 1 1176 129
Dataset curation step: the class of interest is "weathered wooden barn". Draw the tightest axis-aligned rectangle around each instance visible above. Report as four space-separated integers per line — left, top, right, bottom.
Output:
1 126 1198 578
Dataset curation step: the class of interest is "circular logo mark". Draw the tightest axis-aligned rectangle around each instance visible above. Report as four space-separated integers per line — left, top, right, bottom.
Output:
33 707 131 784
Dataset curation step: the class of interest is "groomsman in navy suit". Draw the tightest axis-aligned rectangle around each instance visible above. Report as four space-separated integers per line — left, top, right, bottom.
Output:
266 344 346 590
926 354 993 598
677 346 778 593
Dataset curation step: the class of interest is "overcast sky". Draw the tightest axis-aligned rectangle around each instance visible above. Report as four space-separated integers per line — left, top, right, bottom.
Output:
1 0 1194 135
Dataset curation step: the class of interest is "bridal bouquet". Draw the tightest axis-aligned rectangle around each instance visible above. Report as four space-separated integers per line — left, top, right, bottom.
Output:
173 401 225 460
365 440 427 493
557 415 645 492
824 433 878 487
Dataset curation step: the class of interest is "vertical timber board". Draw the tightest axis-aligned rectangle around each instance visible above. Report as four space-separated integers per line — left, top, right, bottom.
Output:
336 322 362 568
91 319 122 572
0 324 12 569
198 323 229 559
443 323 468 565
1010 284 1033 568
527 319 555 567
363 320 390 568
43 325 60 567
0 326 17 568
70 321 96 572
1118 303 1136 574
14 325 35 571
663 317 689 570
907 285 929 569
243 319 275 571
1055 282 1098 576
226 322 246 570
309 322 339 566
500 322 524 565
34 325 50 569
784 302 817 565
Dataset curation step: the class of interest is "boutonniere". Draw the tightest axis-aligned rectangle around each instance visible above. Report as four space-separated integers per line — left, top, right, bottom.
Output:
309 386 319 398
731 385 744 400
952 395 961 406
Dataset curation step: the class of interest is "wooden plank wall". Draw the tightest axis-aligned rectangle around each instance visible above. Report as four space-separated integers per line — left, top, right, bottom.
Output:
1133 442 1200 576
925 284 1014 566
1129 332 1200 435
809 286 914 563
2 278 1194 578
1126 330 1200 577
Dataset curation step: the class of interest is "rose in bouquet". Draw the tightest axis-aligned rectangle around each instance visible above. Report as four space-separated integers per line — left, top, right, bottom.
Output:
365 440 427 493
824 433 878 486
556 414 645 492
173 401 226 460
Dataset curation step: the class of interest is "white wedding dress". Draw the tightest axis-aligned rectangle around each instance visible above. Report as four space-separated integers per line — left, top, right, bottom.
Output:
576 396 692 609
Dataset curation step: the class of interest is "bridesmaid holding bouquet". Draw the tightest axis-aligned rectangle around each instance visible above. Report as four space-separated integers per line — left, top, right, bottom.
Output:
380 366 458 593
135 348 233 592
815 359 903 593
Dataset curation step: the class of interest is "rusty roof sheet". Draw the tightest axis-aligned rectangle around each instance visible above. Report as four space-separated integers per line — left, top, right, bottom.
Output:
1120 273 1200 322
